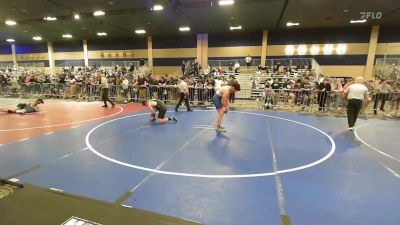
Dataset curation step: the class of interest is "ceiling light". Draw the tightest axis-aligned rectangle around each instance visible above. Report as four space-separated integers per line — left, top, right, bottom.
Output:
350 19 366 23
219 0 234 6
5 20 17 26
93 11 105 16
43 16 57 21
297 45 307 55
323 44 334 55
97 32 107 36
62 34 73 39
179 26 190 32
285 45 295 55
135 29 146 34
230 25 242 30
336 44 347 54
74 14 80 20
6 39 15 43
286 22 300 27
152 4 164 11
310 45 320 55
33 36 42 41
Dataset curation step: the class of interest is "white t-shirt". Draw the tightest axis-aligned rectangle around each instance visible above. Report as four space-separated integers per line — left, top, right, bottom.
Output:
345 83 368 100
178 81 188 93
245 56 252 63
233 62 240 70
214 79 223 92
101 77 109 88
122 79 129 89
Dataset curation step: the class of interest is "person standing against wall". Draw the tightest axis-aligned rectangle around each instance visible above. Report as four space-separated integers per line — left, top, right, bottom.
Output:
97 72 115 108
345 77 368 130
245 55 252 68
175 77 192 112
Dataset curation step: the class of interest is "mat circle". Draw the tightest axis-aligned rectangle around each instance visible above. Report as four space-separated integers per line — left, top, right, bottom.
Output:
85 110 336 179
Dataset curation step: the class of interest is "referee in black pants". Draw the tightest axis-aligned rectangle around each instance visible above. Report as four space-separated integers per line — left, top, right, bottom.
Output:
175 77 192 112
344 77 368 130
97 72 115 108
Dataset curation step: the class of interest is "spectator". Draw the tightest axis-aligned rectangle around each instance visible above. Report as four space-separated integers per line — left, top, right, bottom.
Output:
233 61 240 74
300 77 312 110
390 82 400 116
137 75 147 99
271 78 282 105
264 81 275 109
121 76 129 103
283 79 296 108
181 61 186 75
332 79 343 109
193 59 199 77
245 55 252 68
361 80 375 114
373 79 392 115
317 78 332 112
228 76 237 103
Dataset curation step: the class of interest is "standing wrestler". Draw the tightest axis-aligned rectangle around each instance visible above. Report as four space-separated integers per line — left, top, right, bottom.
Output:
212 82 241 132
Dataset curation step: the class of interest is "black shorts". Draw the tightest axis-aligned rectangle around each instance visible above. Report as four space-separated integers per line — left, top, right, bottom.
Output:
158 107 167 119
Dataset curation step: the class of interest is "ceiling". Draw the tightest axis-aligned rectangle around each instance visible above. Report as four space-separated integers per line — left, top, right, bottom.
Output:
0 0 399 44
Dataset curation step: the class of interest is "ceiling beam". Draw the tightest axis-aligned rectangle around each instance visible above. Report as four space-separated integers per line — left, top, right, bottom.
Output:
275 0 290 29
376 5 400 21
164 0 197 30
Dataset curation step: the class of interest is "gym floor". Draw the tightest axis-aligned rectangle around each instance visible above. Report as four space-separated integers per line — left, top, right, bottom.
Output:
0 98 399 225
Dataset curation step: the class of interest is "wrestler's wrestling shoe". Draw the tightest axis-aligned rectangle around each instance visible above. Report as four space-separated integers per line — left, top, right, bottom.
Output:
216 125 226 132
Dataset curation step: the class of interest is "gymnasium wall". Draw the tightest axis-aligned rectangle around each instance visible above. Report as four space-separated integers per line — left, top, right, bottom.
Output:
53 40 84 66
208 32 263 61
267 27 372 77
6 26 399 77
0 45 13 64
152 35 197 75
87 37 148 65
15 43 49 67
376 27 400 59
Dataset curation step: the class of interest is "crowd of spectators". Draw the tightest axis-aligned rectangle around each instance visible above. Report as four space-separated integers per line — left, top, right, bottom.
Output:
261 74 399 115
1 62 399 116
0 64 239 104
